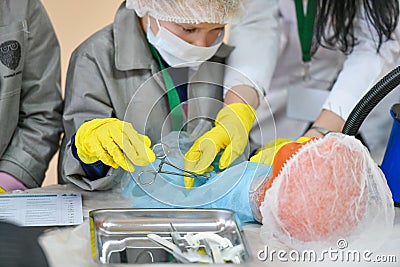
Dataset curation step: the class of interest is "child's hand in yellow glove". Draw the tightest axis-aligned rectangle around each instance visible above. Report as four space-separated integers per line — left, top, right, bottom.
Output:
250 137 311 166
75 118 156 172
184 103 256 188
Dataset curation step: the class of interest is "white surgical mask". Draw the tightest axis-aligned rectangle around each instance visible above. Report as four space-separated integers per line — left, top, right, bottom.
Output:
147 17 224 68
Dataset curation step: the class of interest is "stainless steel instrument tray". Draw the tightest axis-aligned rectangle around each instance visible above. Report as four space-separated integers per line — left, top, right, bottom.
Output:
89 208 251 264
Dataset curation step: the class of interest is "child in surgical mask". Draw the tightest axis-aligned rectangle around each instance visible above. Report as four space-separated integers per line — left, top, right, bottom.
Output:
59 0 256 191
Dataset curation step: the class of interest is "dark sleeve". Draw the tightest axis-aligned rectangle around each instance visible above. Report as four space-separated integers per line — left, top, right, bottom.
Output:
70 134 110 180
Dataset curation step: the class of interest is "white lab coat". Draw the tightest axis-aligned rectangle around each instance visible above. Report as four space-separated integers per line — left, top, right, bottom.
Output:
226 0 400 162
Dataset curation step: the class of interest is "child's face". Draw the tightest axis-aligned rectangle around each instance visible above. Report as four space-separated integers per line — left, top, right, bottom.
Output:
148 16 225 47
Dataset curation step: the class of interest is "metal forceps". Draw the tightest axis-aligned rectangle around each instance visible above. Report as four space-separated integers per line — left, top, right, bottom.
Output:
169 223 187 253
137 143 210 186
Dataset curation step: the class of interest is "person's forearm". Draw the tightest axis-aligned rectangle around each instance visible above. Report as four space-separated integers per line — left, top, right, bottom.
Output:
304 109 345 138
224 85 259 108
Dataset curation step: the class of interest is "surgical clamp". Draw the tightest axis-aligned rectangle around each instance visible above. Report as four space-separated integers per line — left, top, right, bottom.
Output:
137 143 210 185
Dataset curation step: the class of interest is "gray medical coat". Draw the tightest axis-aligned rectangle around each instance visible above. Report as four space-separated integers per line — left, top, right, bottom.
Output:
60 3 233 190
0 0 62 188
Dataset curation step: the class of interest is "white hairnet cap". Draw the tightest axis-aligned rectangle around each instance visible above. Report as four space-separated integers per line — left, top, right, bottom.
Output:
259 133 395 251
126 0 247 24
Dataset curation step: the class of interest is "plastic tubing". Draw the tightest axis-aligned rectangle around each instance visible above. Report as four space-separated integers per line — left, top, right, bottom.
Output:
342 66 400 135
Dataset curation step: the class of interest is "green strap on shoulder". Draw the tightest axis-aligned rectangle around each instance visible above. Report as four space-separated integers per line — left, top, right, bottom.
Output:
148 43 184 131
294 0 317 63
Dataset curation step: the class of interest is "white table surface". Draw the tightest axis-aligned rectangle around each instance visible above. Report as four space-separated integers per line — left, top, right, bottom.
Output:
23 184 400 267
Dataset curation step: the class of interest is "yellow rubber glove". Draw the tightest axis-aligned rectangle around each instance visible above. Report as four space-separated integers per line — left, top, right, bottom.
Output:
0 186 6 194
75 118 156 172
250 136 311 165
184 103 256 188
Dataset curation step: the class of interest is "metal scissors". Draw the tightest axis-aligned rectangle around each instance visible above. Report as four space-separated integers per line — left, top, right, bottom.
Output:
137 143 210 186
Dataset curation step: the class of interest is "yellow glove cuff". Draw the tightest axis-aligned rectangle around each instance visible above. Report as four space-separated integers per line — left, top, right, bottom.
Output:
215 103 256 133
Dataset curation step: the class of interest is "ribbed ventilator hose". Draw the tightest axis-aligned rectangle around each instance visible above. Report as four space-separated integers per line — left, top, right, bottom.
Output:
342 66 400 136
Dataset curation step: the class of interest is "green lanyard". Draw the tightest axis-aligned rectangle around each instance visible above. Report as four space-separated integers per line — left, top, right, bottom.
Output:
148 43 184 131
294 0 317 63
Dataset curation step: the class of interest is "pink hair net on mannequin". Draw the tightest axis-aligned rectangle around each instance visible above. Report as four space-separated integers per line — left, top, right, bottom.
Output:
257 133 394 251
